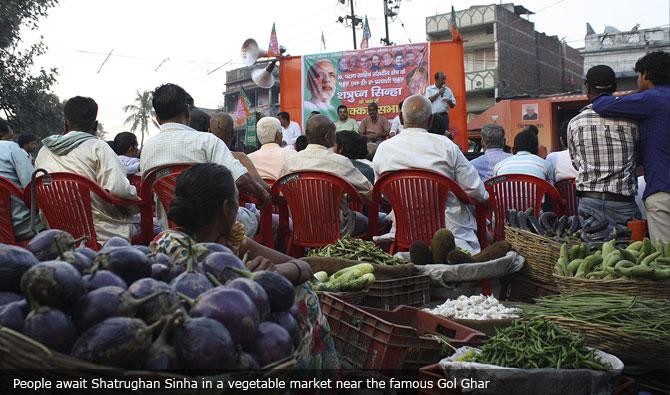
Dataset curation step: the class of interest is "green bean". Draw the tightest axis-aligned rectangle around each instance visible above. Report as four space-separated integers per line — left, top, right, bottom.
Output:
307 236 407 265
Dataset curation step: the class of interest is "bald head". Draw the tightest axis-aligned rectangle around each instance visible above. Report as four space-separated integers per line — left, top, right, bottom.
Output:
401 94 432 129
305 114 335 147
210 112 234 148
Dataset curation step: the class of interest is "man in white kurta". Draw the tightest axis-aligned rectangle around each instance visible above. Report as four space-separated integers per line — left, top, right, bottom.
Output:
35 96 139 242
373 95 488 252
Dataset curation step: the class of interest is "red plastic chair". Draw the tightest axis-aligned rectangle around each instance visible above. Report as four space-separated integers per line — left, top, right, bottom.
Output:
127 174 143 197
555 178 578 216
139 164 194 243
484 174 564 240
272 171 367 257
368 169 489 254
0 176 29 246
25 171 144 250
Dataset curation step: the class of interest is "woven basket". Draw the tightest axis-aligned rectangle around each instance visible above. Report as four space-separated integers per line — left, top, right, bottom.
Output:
553 274 670 300
303 256 415 280
0 324 306 394
542 315 670 368
505 226 579 285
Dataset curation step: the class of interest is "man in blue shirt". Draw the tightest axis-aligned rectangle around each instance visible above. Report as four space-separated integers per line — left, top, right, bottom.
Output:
470 124 511 181
493 129 555 184
0 119 35 240
591 51 670 242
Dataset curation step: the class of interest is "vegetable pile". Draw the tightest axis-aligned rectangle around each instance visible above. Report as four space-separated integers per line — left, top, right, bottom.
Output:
311 263 375 292
0 230 305 371
307 236 406 265
409 228 512 265
521 293 670 346
424 295 519 320
555 238 670 281
459 320 610 370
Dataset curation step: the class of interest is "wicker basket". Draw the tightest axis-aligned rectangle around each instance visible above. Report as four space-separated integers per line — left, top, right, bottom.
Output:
505 226 579 285
0 324 305 394
553 274 670 300
542 315 670 368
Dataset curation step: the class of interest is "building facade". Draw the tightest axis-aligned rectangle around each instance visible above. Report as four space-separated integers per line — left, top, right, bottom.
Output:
581 25 670 91
426 3 583 118
223 60 280 116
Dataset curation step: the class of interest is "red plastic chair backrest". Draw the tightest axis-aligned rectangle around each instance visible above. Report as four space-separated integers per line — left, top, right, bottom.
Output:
141 164 194 229
484 174 564 240
370 169 488 251
0 176 25 245
555 178 578 216
271 171 364 249
25 172 140 250
127 174 143 196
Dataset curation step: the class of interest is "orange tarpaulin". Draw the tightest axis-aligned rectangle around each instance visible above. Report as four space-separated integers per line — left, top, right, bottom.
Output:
279 40 469 151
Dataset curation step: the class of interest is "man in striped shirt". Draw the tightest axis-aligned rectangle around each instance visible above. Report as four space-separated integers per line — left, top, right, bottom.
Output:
568 65 640 242
493 129 555 183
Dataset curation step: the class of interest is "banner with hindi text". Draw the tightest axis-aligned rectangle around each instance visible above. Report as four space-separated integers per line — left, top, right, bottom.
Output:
301 43 429 125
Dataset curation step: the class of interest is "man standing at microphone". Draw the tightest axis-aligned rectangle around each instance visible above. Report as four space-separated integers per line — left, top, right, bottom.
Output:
425 71 456 132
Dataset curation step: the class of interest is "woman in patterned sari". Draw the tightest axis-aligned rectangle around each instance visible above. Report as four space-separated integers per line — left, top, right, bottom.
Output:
150 163 340 370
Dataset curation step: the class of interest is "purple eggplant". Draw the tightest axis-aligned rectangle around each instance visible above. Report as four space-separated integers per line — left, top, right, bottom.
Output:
128 278 180 324
203 252 247 284
271 311 302 348
0 300 27 332
194 242 234 262
0 292 22 306
133 245 151 255
248 322 295 367
24 307 77 354
151 253 171 267
62 251 92 275
288 303 303 325
20 260 85 310
237 352 260 370
83 270 128 291
90 247 151 285
75 246 97 261
188 287 259 347
170 256 212 300
174 317 236 370
151 264 171 282
27 230 80 261
227 278 270 321
101 237 131 250
71 317 160 368
145 312 183 370
250 271 295 313
0 245 38 293
71 286 165 331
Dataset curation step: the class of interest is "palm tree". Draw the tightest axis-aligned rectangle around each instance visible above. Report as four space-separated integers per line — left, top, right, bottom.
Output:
123 90 158 148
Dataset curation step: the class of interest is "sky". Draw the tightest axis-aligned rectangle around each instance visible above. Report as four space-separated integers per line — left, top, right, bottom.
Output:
18 0 670 139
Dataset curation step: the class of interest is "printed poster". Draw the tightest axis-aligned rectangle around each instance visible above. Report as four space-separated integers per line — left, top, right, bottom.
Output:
301 43 429 125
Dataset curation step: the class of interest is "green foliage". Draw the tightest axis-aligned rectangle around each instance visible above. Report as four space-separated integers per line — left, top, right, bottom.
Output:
0 0 61 139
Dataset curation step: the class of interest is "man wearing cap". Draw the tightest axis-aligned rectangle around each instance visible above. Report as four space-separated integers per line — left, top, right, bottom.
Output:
567 65 640 242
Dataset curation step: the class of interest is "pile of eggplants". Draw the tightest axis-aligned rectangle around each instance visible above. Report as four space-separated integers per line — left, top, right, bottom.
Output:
507 208 581 240
0 230 304 371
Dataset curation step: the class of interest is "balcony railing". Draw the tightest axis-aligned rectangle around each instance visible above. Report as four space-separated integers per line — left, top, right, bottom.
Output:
465 69 496 91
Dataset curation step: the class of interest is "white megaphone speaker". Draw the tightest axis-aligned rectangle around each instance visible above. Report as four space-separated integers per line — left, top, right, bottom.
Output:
241 38 269 66
251 59 278 89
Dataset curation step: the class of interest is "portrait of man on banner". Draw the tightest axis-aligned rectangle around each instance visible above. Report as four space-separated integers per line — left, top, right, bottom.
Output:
303 58 339 121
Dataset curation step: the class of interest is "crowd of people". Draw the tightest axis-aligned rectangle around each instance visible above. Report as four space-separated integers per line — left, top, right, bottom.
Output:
0 51 668 258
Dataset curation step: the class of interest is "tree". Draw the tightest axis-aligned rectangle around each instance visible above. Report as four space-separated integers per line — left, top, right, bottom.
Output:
0 0 61 138
123 90 158 148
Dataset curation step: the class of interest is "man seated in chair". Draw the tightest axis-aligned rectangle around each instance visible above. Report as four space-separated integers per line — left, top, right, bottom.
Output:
373 94 488 253
280 114 373 237
34 96 140 242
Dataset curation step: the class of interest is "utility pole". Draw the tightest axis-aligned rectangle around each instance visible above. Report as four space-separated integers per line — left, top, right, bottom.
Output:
337 0 362 49
381 0 398 46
